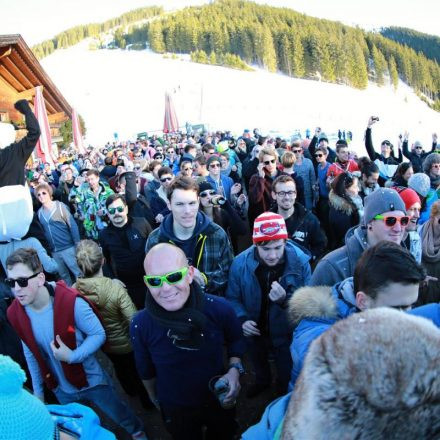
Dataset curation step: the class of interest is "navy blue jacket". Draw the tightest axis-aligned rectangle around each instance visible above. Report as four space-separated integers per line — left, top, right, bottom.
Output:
226 240 311 347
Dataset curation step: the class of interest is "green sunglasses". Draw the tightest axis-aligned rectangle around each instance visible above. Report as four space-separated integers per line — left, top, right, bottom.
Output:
108 206 124 215
144 267 189 288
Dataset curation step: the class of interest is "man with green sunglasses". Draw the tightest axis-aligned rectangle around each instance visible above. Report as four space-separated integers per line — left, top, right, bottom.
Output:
131 243 245 439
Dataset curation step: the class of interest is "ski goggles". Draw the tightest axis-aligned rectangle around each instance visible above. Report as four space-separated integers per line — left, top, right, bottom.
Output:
144 267 189 288
374 214 410 227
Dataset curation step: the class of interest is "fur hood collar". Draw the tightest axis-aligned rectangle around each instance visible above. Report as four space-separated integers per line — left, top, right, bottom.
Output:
288 278 356 324
288 285 337 324
329 190 354 215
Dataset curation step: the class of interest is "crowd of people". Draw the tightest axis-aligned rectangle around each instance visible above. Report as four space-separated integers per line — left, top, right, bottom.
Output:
1 99 440 439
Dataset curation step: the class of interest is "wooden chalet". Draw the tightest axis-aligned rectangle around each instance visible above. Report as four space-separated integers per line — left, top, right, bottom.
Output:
0 34 72 142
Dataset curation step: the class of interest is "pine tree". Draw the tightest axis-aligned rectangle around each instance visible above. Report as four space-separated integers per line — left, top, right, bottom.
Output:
290 30 305 78
372 45 387 86
209 51 217 65
389 56 399 90
348 40 368 89
149 21 166 53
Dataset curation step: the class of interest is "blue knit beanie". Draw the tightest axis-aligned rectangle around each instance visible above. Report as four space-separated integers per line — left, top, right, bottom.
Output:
0 355 54 439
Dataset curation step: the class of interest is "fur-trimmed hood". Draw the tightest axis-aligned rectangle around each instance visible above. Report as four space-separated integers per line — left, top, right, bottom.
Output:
288 285 337 325
288 278 356 325
329 190 354 215
282 308 440 439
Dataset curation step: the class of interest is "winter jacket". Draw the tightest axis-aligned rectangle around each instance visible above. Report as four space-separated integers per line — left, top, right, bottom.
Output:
402 139 436 173
206 174 234 201
310 226 368 286
0 100 40 187
242 393 291 440
308 135 336 168
98 217 151 287
273 203 326 260
328 191 361 249
287 278 440 389
37 201 80 252
146 212 233 295
365 128 401 183
248 169 284 224
71 181 114 239
294 158 316 209
73 277 137 354
225 240 311 347
327 159 359 180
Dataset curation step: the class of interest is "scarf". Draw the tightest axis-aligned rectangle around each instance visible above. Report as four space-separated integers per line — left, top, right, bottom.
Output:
145 282 207 350
430 174 440 189
421 219 440 263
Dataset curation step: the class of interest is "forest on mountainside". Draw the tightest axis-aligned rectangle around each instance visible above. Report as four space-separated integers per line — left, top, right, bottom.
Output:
124 0 440 109
31 6 163 59
32 0 440 111
381 27 440 65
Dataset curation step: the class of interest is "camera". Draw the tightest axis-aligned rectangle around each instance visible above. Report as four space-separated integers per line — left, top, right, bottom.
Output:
372 117 379 122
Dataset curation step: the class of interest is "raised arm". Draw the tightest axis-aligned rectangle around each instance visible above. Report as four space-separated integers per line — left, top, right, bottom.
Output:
365 117 379 161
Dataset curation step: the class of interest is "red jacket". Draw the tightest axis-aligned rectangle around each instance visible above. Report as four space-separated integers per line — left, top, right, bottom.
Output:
327 160 359 179
7 281 104 390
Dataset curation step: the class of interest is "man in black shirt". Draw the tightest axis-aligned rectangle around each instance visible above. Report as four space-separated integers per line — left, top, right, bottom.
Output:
99 194 151 309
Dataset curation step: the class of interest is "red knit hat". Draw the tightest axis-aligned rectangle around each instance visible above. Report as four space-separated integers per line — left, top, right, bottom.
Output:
253 212 288 243
394 187 421 211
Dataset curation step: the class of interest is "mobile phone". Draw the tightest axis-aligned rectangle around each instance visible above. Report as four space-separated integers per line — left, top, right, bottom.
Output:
372 117 379 122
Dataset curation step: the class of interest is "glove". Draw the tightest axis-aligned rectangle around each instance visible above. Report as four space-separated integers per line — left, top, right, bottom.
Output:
14 99 31 114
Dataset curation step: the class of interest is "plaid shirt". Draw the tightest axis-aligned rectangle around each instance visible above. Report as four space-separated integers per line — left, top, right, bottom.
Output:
146 220 233 295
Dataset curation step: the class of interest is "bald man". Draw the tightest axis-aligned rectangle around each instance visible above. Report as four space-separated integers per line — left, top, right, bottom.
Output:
130 243 245 440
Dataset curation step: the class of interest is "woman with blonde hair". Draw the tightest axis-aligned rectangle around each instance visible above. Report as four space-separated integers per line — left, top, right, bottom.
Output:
74 239 152 408
420 200 440 304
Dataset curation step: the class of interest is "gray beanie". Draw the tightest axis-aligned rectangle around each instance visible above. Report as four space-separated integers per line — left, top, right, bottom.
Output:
363 188 406 225
408 173 431 198
422 152 440 174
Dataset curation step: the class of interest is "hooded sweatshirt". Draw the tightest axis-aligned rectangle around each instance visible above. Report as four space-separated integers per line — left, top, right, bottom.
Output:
159 212 212 266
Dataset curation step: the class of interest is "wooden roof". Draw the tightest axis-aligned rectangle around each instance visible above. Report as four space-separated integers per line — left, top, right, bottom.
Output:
0 34 72 123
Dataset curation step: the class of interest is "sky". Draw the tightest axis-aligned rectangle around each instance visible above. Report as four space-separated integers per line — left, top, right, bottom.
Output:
1 0 439 46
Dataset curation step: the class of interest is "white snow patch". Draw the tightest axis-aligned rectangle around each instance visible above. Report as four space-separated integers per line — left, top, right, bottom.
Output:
41 42 440 152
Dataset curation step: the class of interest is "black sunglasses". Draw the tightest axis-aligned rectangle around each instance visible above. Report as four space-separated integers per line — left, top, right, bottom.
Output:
292 149 302 153
160 177 173 183
264 159 276 165
314 153 324 157
200 190 216 198
5 272 40 288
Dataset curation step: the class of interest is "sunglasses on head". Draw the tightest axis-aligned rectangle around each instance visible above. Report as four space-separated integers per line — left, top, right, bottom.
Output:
160 177 173 183
108 206 124 215
374 214 410 227
5 272 40 288
144 267 189 288
264 159 276 165
200 190 216 198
